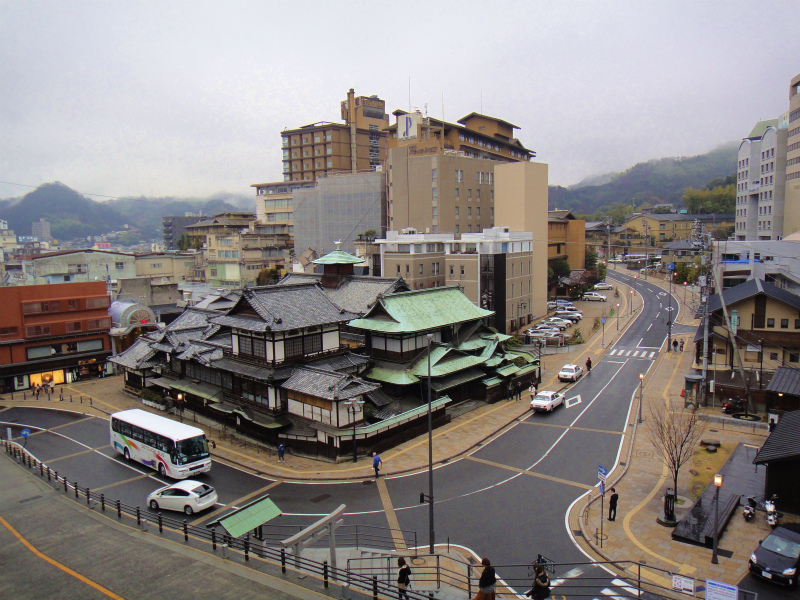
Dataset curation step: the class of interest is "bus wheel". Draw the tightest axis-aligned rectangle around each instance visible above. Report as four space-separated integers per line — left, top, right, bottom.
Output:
158 463 166 477
124 448 130 461
149 500 159 511
184 505 194 515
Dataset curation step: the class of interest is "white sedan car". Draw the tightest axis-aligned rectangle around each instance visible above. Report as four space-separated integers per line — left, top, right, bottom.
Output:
530 391 565 412
558 364 584 382
147 480 218 515
594 282 614 290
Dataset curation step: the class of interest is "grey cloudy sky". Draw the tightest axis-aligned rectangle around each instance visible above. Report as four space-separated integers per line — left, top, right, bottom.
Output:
1 1 798 201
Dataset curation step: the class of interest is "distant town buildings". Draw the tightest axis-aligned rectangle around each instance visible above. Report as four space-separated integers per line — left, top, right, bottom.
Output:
782 73 800 237
31 218 52 242
162 213 206 250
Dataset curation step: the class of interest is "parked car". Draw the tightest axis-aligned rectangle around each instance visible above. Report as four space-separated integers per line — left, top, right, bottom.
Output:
721 398 745 414
539 320 568 331
547 301 558 310
748 523 800 586
555 310 582 322
530 391 565 412
582 292 607 302
594 282 614 290
528 331 563 341
545 317 573 328
558 364 584 382
147 480 218 515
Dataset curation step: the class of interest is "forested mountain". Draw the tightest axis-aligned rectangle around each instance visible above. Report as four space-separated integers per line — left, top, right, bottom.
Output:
0 183 252 241
549 143 737 215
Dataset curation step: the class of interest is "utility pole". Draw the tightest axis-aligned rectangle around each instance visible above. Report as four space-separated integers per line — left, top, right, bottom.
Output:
700 227 711 406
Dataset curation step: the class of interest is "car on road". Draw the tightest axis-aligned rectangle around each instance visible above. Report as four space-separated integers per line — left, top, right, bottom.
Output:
558 364 584 382
594 282 614 290
582 292 607 302
748 523 800 587
721 398 745 414
530 391 565 412
147 480 218 515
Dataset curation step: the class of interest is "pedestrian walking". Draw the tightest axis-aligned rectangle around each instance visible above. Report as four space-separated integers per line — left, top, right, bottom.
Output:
506 385 513 401
397 557 411 600
769 417 777 433
608 487 619 521
585 357 592 373
472 557 497 600
679 339 684 352
672 339 678 352
372 451 383 478
525 563 551 600
529 381 538 400
277 443 286 463
516 382 522 401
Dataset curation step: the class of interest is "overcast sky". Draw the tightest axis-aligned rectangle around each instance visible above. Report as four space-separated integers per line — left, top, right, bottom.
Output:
1 1 798 201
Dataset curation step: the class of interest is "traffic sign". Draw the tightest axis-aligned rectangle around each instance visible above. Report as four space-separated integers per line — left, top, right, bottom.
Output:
667 263 675 271
705 579 737 600
600 317 606 323
21 428 31 438
598 464 607 482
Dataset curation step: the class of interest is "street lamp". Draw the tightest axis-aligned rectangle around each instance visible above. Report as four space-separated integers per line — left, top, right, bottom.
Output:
616 303 620 331
711 473 723 564
176 393 183 423
343 398 365 463
424 333 435 553
638 373 644 424
629 289 635 317
683 281 688 306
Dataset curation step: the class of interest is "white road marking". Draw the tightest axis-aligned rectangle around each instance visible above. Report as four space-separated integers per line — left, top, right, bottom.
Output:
648 351 655 358
625 350 631 356
605 360 626 364
566 395 582 408
612 579 641 595
655 312 660 319
632 351 640 357
646 323 652 331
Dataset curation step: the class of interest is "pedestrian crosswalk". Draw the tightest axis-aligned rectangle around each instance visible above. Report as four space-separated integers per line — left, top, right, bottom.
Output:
607 348 656 359
549 567 643 600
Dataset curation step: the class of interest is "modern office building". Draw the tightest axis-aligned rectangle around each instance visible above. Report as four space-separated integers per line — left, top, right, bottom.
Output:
31 218 52 242
281 89 389 182
783 73 800 237
250 181 316 237
374 226 537 333
548 210 586 272
735 119 788 240
162 214 206 250
0 281 112 393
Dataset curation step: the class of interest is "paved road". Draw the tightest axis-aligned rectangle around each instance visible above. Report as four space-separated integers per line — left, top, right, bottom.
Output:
2 276 681 599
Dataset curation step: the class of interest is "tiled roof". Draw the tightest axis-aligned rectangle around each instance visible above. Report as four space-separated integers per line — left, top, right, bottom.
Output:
218 283 356 332
754 409 800 463
708 279 800 314
365 388 393 408
277 273 409 315
765 367 800 396
409 348 488 377
281 367 379 400
110 338 159 369
210 357 280 381
211 315 270 332
312 249 362 265
430 368 486 392
349 286 493 333
307 352 371 372
639 213 734 222
363 362 420 385
166 308 218 331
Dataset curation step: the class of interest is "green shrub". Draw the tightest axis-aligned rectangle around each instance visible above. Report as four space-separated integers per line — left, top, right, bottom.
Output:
139 388 165 404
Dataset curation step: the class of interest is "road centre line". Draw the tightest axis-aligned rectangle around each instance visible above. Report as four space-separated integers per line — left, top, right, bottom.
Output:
517 421 623 436
43 448 96 464
466 456 593 490
92 473 152 493
646 324 652 331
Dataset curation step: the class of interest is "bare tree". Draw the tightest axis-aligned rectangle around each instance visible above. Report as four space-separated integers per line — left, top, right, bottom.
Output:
647 405 706 494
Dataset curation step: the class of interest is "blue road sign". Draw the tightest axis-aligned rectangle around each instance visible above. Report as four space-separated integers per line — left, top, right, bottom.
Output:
667 262 675 271
601 318 606 323
598 464 607 482
599 481 605 495
21 428 31 438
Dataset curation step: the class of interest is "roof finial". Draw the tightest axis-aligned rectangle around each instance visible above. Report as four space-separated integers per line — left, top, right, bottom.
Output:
334 240 342 250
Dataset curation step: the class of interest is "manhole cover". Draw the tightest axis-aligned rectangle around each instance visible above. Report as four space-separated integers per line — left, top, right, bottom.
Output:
635 450 653 458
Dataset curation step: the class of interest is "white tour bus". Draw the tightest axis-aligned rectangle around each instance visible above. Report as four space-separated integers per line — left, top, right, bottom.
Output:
110 409 211 479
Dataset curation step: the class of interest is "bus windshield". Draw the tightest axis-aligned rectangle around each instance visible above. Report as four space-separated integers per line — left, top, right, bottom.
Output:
174 435 210 465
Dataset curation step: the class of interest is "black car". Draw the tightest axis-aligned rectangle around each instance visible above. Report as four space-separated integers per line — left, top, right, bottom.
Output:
721 398 744 414
749 523 800 587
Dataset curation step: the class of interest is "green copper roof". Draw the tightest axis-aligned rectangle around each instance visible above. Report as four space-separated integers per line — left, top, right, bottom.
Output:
516 364 539 376
496 364 520 377
207 496 282 539
313 249 363 265
364 364 420 385
484 355 504 367
349 286 494 333
409 347 488 377
506 350 539 364
481 376 503 387
747 119 779 140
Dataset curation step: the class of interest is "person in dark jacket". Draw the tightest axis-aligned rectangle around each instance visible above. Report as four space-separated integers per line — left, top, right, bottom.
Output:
526 563 550 599
473 557 497 600
397 557 411 600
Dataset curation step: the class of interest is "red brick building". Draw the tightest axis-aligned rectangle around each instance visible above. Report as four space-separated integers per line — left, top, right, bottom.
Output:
0 282 112 393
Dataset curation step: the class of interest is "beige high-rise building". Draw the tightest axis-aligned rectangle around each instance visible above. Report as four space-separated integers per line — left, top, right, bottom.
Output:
494 162 550 317
386 111 534 234
783 73 800 237
281 89 389 182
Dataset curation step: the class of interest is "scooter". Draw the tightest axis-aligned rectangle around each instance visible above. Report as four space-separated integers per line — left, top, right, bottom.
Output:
742 496 757 521
765 494 779 528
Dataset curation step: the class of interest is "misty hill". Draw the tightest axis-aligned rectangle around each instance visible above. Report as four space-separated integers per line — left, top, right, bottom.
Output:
0 183 253 241
550 143 738 215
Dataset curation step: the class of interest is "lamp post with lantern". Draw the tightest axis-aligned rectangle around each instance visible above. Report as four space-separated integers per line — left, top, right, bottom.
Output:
711 473 724 564
343 398 365 464
176 393 184 423
638 373 644 424
616 303 621 331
